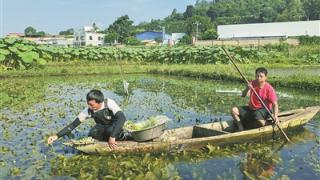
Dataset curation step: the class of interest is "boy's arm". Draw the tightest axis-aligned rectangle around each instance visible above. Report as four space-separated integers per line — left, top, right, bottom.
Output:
272 101 279 123
241 86 250 97
242 81 254 97
269 85 279 123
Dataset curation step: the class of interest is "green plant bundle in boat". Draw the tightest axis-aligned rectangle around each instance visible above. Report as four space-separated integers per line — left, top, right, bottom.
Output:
124 115 170 142
124 115 169 131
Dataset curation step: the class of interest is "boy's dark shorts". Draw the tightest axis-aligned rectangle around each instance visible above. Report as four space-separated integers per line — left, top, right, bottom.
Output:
238 106 271 129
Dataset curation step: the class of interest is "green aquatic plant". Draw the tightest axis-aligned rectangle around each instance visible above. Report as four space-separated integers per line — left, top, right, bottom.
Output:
124 115 169 131
0 37 46 70
2 37 319 70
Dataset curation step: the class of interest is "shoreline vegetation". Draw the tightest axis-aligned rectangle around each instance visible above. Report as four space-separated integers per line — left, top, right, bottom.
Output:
0 37 319 91
1 62 319 91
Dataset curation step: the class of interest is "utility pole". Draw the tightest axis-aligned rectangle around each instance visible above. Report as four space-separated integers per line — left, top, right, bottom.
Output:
162 26 166 42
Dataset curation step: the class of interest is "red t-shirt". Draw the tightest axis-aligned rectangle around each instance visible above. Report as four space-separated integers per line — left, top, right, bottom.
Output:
249 80 277 110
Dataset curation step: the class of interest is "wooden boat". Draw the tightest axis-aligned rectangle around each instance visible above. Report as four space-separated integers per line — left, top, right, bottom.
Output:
63 106 320 154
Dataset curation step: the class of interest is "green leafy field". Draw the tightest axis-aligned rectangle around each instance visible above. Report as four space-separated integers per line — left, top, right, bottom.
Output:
1 37 319 70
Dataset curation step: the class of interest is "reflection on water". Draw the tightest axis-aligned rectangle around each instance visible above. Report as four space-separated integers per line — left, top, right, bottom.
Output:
0 74 319 179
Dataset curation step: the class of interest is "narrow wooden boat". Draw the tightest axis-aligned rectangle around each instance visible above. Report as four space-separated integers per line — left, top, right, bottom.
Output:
63 106 320 154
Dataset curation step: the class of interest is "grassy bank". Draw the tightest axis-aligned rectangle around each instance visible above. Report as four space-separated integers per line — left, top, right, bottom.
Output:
0 62 319 91
0 61 147 77
148 64 320 91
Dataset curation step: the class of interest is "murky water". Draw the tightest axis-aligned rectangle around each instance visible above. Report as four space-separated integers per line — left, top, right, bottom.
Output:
0 74 319 179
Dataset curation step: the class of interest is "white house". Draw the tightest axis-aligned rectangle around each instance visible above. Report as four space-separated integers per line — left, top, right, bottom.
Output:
73 26 104 46
218 20 320 39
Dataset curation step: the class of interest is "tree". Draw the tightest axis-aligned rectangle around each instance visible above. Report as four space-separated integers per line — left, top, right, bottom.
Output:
259 6 277 22
195 0 210 9
302 0 320 20
183 5 194 18
163 20 188 34
136 19 163 32
125 36 143 46
185 16 214 37
24 26 37 37
202 28 218 40
104 32 119 44
59 28 74 36
36 31 46 37
207 6 218 21
178 34 193 45
166 8 184 21
193 0 210 16
276 0 304 21
107 15 134 43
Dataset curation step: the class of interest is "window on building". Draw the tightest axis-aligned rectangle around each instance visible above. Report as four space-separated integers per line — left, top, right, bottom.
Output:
80 36 84 40
76 37 79 41
89 36 93 40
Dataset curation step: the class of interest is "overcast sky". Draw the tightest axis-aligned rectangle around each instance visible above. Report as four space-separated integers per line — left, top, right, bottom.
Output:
0 0 197 37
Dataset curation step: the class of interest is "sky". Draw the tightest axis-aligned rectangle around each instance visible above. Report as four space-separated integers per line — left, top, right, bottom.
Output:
0 0 197 37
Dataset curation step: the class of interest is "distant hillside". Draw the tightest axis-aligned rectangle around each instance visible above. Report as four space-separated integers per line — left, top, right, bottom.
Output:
135 0 320 39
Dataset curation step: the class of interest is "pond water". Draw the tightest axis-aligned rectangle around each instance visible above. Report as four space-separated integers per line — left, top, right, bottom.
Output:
0 74 319 179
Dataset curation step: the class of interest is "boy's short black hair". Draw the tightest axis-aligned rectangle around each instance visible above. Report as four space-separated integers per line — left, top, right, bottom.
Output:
255 67 268 76
86 89 104 103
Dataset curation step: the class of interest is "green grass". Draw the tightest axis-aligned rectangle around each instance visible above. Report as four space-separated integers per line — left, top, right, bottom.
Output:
0 61 147 77
148 64 320 91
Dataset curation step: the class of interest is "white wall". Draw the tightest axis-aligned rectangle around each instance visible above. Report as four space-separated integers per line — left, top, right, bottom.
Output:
73 28 104 46
218 20 320 39
85 32 104 46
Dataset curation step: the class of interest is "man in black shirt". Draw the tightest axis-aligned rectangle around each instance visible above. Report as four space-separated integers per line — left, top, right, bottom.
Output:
47 89 126 150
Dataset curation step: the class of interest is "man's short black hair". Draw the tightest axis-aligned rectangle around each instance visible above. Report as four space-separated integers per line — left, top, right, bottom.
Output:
86 89 104 103
255 67 268 76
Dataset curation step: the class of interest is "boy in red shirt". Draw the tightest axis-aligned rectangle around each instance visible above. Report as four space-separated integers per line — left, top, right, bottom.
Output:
231 67 279 131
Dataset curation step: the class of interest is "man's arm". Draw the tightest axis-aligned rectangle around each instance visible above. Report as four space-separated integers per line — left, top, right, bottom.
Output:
47 108 89 144
56 118 82 138
106 98 126 138
110 111 126 138
107 111 126 149
106 99 126 149
47 118 82 144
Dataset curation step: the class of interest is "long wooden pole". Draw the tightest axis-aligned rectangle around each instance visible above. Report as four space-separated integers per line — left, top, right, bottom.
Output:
222 47 291 142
